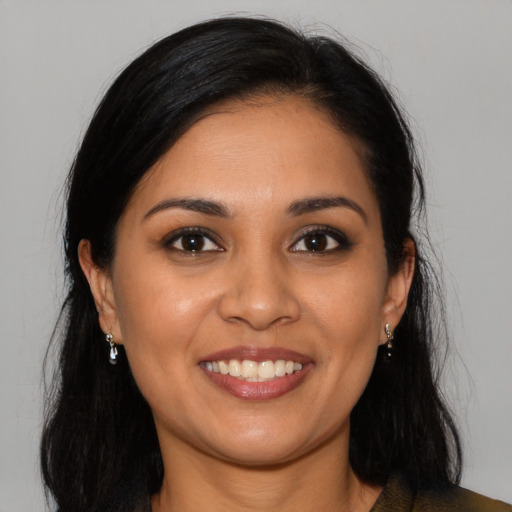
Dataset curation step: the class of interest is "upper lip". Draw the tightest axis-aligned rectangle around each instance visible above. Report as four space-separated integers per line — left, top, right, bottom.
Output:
200 345 312 364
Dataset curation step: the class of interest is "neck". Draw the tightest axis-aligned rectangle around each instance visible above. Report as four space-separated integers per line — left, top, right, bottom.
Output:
152 431 381 512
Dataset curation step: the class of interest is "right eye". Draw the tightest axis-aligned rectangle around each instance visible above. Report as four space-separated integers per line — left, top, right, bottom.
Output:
165 229 222 253
289 226 352 254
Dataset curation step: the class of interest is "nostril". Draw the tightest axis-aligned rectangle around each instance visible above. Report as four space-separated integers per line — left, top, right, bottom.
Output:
217 287 301 331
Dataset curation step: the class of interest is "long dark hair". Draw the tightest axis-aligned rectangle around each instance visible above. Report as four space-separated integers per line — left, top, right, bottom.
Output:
41 17 461 511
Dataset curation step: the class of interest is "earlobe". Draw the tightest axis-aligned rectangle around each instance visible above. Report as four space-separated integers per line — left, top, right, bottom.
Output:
77 239 122 343
380 238 415 341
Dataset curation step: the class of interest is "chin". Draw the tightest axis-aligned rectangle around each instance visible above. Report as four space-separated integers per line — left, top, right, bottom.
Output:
201 418 343 468
212 439 309 467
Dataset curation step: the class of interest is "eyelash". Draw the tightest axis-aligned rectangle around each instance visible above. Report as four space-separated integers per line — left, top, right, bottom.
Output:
289 226 352 254
163 227 223 253
162 225 352 254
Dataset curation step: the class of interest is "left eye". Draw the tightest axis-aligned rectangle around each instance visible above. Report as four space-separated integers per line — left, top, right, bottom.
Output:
168 232 221 252
290 229 348 253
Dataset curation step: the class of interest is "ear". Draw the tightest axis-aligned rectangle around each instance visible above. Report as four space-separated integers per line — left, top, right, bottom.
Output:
380 238 415 342
78 239 123 344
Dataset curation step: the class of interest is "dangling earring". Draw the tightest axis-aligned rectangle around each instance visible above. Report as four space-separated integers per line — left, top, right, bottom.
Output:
383 323 394 362
106 333 118 365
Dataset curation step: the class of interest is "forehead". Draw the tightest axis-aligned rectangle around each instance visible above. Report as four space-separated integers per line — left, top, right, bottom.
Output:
126 95 378 220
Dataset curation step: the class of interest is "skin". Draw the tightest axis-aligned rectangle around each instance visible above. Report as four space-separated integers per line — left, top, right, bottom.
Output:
79 95 414 511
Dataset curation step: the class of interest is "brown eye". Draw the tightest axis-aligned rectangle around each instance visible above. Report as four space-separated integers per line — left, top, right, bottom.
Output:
303 233 328 251
181 233 205 251
290 227 352 253
166 229 222 253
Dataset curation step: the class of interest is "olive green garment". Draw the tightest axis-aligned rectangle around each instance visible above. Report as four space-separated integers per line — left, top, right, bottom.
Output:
371 474 511 512
107 472 512 511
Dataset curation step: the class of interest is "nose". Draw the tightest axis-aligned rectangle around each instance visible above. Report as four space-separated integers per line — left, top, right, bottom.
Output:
217 255 301 331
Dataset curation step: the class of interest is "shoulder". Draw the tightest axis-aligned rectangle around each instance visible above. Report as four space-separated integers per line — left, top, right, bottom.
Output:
414 486 512 512
371 474 511 512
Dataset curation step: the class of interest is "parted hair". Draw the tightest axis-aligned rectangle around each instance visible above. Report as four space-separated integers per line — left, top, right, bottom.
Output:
41 17 461 512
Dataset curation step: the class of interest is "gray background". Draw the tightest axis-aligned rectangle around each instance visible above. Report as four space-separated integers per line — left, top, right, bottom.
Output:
1 0 510 510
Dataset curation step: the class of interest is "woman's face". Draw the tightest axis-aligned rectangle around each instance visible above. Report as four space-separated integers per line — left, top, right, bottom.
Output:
82 95 412 466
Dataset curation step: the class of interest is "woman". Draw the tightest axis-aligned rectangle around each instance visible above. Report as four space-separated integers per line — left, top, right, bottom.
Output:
40 17 510 512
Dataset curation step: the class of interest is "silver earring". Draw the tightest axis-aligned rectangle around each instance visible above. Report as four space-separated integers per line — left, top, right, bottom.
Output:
384 323 394 362
106 333 118 365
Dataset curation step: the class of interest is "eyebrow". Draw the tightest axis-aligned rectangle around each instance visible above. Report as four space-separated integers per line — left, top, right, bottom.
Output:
143 198 231 220
287 196 368 224
143 195 367 223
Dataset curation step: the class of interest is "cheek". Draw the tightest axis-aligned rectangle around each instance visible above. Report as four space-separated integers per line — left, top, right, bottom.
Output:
111 269 219 418
304 263 386 338
112 257 218 362
303 264 386 392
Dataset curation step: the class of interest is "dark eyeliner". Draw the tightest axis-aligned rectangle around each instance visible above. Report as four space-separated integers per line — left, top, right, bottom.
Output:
161 227 222 251
293 225 353 252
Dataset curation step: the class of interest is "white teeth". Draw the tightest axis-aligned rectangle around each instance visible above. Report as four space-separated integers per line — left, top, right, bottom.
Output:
228 359 241 377
241 359 258 378
275 360 286 377
219 360 229 375
204 359 304 381
258 360 275 379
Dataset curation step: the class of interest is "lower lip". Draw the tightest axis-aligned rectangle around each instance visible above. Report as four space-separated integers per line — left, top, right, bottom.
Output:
200 364 312 400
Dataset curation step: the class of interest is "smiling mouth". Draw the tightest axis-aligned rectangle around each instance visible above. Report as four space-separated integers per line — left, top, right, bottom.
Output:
201 359 304 382
199 347 312 400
